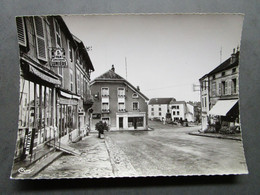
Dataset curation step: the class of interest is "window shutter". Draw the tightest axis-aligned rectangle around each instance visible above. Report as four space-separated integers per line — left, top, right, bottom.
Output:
34 16 47 61
228 80 231 95
16 17 27 47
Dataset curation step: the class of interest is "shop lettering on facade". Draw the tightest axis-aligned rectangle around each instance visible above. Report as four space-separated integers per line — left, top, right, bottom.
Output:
50 48 67 68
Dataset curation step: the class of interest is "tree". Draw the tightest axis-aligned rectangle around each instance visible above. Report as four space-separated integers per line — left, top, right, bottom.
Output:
95 121 109 138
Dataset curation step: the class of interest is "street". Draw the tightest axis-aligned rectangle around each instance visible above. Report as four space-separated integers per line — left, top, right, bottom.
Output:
36 120 248 178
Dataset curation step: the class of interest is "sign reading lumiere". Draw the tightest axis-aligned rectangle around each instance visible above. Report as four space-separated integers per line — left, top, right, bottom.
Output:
50 48 68 67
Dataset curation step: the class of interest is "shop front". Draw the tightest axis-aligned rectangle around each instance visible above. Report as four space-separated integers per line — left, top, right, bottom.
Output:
208 99 240 134
16 60 61 162
116 112 147 130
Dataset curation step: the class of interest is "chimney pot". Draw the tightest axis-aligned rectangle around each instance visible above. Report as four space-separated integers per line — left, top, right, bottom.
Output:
111 65 115 72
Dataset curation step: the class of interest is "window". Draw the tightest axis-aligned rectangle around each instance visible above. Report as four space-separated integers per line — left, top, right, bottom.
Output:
133 102 139 110
102 118 110 125
176 106 179 109
222 81 227 95
232 78 237 94
151 108 154 111
118 88 125 96
159 112 161 116
172 106 176 109
34 16 47 61
101 88 109 97
70 70 73 91
204 97 207 108
54 19 61 47
68 41 73 62
132 93 138 98
173 111 176 115
151 112 154 116
212 82 216 96
81 74 83 96
213 75 215 79
159 107 161 111
101 103 109 111
16 17 27 47
232 68 236 73
222 72 225 77
177 111 179 115
118 102 125 111
77 70 80 94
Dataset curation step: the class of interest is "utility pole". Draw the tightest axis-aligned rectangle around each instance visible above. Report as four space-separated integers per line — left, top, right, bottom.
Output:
125 57 128 80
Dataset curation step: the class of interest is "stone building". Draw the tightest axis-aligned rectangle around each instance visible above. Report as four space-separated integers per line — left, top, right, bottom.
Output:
90 65 149 130
148 98 175 121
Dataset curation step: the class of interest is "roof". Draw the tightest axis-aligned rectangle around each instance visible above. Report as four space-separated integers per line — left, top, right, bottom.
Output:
208 51 239 76
199 51 239 80
170 100 186 105
91 69 149 101
148 98 175 105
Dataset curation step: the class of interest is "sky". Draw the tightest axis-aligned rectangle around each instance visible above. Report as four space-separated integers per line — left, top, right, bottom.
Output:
63 14 244 102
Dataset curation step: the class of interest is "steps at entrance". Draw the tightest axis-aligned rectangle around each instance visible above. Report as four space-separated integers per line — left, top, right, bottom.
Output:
47 142 82 156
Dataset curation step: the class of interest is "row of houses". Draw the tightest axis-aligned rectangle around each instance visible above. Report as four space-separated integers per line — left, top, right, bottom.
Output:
147 98 200 122
16 16 94 162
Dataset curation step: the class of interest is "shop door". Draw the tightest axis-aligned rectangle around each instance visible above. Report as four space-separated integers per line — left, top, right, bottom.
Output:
119 117 123 128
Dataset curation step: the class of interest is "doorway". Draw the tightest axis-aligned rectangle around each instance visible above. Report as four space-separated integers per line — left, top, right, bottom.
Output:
119 117 123 128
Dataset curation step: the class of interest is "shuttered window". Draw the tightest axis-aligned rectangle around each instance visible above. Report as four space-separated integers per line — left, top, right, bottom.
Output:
34 16 47 61
16 17 27 47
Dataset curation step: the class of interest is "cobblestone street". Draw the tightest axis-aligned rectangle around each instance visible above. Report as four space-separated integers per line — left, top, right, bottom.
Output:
36 120 247 178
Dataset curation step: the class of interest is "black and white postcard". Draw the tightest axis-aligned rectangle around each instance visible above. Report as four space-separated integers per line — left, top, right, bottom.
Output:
11 14 248 179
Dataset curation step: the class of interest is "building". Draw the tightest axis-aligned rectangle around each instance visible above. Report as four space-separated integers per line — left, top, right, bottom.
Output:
169 100 195 122
199 48 240 132
15 16 94 163
90 65 149 130
148 98 176 121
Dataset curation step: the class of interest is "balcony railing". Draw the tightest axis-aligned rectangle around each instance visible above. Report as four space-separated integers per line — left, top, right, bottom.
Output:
118 109 126 112
101 109 110 113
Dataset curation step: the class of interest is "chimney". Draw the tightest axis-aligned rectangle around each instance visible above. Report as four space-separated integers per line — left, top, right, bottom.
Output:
230 48 236 64
137 86 140 91
111 65 115 72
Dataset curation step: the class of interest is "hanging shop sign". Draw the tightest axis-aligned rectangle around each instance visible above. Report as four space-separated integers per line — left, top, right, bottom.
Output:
50 48 67 68
29 65 61 85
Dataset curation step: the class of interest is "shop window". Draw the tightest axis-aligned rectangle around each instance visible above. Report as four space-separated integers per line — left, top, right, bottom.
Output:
34 16 47 61
133 102 139 110
16 17 27 47
128 117 144 128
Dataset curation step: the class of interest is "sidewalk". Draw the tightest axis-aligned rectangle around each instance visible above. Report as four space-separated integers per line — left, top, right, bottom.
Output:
188 131 242 141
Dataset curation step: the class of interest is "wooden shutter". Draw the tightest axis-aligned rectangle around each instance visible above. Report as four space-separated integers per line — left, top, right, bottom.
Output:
16 17 27 46
228 80 231 95
34 16 47 61
218 83 221 96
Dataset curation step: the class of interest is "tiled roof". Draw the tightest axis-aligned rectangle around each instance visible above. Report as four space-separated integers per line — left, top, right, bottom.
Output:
208 51 239 76
94 70 124 80
149 98 176 105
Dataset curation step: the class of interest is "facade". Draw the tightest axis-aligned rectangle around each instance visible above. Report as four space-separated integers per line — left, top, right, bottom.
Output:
148 98 175 121
15 16 94 163
199 49 240 132
169 101 195 122
90 66 149 130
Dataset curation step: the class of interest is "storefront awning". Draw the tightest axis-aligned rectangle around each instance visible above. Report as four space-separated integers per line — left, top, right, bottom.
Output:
209 99 238 116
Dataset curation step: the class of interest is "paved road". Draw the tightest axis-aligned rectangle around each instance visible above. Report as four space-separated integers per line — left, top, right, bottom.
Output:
36 121 248 178
106 121 248 176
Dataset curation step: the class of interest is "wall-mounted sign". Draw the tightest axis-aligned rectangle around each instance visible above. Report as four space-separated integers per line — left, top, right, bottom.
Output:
50 48 67 68
92 113 101 119
78 112 85 116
